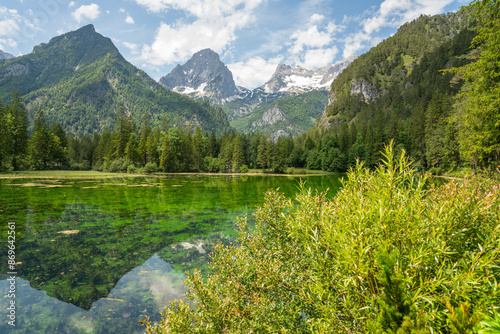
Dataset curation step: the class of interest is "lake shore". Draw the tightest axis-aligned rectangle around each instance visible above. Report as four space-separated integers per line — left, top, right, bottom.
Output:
0 169 337 179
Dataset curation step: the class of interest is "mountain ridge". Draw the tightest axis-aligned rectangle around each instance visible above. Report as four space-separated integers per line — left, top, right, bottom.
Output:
0 25 230 136
0 50 14 60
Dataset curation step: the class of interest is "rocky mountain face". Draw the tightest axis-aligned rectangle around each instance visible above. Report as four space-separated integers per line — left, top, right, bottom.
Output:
0 25 230 136
0 50 14 60
262 56 355 94
160 49 354 138
159 49 240 104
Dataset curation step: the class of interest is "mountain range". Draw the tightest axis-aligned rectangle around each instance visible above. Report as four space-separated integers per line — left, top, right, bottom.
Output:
0 10 467 144
0 25 230 136
0 24 352 139
159 49 354 138
0 50 14 60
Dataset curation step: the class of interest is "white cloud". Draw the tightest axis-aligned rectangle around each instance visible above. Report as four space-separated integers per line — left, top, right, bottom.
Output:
340 0 455 59
286 14 343 70
342 31 372 58
361 0 455 34
125 15 135 24
290 25 333 54
123 41 140 54
138 0 264 67
310 14 325 23
0 19 20 36
0 6 41 42
72 3 100 24
301 47 338 69
227 56 284 89
68 1 76 7
136 0 264 17
0 38 17 50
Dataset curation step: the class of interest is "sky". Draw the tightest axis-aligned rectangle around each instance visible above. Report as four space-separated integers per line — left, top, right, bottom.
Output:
0 0 468 89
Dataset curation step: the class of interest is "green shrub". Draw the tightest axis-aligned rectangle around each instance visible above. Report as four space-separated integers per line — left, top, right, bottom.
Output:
240 164 249 173
143 162 158 174
144 143 500 333
127 163 137 174
107 158 127 173
428 166 442 175
203 156 221 173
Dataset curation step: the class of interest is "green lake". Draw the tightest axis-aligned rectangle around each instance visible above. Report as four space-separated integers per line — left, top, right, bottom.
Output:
0 174 342 333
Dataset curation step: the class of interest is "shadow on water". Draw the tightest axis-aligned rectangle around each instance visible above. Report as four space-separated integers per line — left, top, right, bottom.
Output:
0 174 342 333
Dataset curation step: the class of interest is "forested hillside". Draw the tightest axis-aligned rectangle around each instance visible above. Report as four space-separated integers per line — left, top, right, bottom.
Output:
299 11 484 173
0 25 230 136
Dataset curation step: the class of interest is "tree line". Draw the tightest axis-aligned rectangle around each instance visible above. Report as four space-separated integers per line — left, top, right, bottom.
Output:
0 97 297 174
0 89 495 175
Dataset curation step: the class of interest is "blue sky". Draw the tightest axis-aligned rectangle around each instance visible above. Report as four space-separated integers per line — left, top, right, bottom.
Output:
1 0 468 89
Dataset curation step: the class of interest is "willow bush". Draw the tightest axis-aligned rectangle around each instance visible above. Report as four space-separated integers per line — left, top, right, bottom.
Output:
144 143 500 333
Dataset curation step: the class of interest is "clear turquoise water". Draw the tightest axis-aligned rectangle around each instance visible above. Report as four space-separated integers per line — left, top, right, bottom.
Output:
0 174 342 333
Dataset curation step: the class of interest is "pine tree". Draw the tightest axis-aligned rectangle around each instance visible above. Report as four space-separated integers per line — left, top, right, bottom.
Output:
451 0 500 169
28 109 64 170
257 136 268 172
79 135 95 169
273 136 288 173
94 128 112 167
139 113 152 166
50 123 68 149
192 127 204 172
126 133 141 165
114 104 133 158
8 91 29 170
218 133 233 173
232 134 245 173
179 127 193 171
160 133 170 172
207 130 218 157
0 99 7 170
425 93 448 171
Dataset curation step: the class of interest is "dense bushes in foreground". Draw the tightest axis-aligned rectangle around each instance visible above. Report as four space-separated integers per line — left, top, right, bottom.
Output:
143 144 500 333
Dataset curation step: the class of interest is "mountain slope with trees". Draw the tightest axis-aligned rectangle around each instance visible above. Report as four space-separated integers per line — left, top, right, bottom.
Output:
229 90 329 138
0 25 230 137
295 11 482 173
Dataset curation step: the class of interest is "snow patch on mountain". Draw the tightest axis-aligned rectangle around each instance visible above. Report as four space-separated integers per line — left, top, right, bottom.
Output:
262 56 356 94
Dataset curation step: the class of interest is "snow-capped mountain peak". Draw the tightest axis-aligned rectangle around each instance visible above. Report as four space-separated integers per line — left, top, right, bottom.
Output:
158 48 239 104
262 56 356 94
